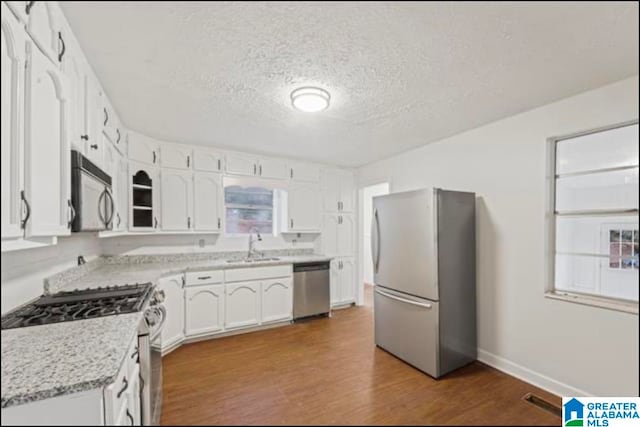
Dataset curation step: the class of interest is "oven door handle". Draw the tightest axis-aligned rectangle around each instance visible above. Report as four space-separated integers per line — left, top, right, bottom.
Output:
149 305 167 341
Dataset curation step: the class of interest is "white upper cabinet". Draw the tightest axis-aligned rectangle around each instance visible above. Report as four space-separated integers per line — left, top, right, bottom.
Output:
158 275 185 351
225 152 287 179
322 168 354 213
83 76 103 167
193 172 222 231
288 162 320 182
60 36 85 153
129 131 159 165
160 169 193 231
261 278 293 324
25 1 61 64
258 157 288 180
185 284 225 337
1 4 26 240
225 152 257 176
23 41 71 237
323 214 354 256
330 257 355 306
161 143 192 170
225 281 260 330
193 147 223 172
286 182 321 231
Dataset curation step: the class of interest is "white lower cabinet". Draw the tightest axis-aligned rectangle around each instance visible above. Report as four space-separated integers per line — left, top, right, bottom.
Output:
158 275 185 352
225 281 260 330
185 284 225 336
261 278 293 324
331 257 355 306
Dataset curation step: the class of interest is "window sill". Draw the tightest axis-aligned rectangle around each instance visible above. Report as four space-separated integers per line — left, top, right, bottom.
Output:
545 291 638 314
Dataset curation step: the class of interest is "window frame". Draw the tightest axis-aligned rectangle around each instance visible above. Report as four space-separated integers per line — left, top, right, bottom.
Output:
222 178 283 236
544 119 639 314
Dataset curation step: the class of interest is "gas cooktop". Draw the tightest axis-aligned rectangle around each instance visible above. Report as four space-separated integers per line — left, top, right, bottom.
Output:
1 283 154 330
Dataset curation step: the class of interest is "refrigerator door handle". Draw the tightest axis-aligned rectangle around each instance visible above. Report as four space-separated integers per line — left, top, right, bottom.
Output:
372 208 381 273
375 288 433 309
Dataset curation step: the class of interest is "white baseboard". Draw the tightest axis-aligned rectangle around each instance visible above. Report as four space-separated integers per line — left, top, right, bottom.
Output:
477 349 592 397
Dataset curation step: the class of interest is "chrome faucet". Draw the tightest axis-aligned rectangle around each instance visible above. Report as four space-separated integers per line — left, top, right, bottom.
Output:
247 227 263 259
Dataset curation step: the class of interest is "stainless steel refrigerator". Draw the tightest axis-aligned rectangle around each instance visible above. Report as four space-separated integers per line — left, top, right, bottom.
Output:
372 188 476 378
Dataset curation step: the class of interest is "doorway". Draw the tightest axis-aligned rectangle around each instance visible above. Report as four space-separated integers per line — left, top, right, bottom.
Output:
359 182 389 305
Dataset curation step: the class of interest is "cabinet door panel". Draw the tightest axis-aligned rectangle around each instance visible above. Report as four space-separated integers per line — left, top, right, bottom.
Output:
330 260 341 305
26 1 59 63
84 76 103 167
129 132 159 165
159 276 184 350
258 157 287 180
289 162 320 182
24 43 70 237
340 258 355 304
225 153 256 176
322 169 341 212
339 172 355 212
60 39 85 153
185 284 225 336
337 214 355 256
161 143 192 170
1 6 26 239
161 170 192 231
323 214 339 256
193 172 222 231
225 282 260 329
261 278 292 323
288 183 321 231
193 148 223 172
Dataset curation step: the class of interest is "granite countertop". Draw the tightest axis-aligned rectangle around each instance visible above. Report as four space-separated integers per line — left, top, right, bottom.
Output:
2 250 331 409
1 312 142 409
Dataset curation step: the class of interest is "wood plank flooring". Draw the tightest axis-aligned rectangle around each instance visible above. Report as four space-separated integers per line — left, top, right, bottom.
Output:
161 286 561 425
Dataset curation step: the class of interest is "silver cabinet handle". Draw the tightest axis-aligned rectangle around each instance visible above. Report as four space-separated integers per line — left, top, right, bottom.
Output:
20 190 31 230
290 218 294 229
337 201 340 211
290 168 293 179
253 164 257 175
187 155 190 168
116 212 121 227
154 217 158 229
187 216 191 229
217 217 221 229
103 107 108 126
259 164 262 175
25 1 35 15
373 208 380 273
67 199 76 229
375 289 432 309
217 158 221 170
153 151 156 164
197 275 212 280
57 31 66 62
116 128 121 143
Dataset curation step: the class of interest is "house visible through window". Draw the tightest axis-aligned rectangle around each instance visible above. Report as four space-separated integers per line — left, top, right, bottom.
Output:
224 184 274 234
548 121 639 309
609 228 639 270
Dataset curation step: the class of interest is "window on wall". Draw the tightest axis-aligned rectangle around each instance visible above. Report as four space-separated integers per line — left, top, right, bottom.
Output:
548 121 639 311
223 177 281 235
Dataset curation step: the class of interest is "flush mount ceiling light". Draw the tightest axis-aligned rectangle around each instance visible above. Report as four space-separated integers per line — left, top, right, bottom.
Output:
290 87 330 113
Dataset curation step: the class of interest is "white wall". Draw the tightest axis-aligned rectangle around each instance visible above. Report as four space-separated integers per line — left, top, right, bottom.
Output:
362 182 389 284
1 234 101 314
357 76 639 397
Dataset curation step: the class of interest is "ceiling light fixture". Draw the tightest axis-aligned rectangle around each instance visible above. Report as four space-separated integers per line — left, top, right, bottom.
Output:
290 87 330 113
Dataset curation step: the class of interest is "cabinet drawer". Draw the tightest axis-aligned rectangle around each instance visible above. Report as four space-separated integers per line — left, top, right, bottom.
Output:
224 265 292 283
185 270 224 286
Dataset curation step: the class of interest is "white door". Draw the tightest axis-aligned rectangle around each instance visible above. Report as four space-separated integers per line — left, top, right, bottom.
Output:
161 143 192 170
25 1 60 64
60 38 85 152
322 214 339 256
225 281 260 329
158 275 185 351
193 172 222 231
23 42 71 237
160 169 193 231
129 131 159 165
193 148 223 172
339 258 355 304
288 183 321 231
261 278 293 324
116 158 128 231
225 153 257 176
337 214 355 256
1 5 26 239
257 157 287 180
289 162 320 182
322 169 341 212
339 171 355 212
185 284 225 336
84 76 103 167
330 259 341 305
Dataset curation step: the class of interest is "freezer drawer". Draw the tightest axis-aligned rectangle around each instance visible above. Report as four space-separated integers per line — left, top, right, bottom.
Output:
374 286 439 377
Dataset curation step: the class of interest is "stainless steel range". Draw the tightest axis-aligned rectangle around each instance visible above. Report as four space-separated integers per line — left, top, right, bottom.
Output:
1 283 166 426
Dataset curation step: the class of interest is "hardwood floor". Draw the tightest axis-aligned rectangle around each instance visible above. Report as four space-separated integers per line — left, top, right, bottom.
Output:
161 286 561 425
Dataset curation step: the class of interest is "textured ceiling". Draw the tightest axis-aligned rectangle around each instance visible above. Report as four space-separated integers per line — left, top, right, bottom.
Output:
60 1 639 167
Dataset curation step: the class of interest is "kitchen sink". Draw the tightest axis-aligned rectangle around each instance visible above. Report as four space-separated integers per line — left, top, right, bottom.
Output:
226 257 280 263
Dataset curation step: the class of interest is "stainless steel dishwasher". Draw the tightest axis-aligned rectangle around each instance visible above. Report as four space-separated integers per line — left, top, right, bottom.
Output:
293 261 331 320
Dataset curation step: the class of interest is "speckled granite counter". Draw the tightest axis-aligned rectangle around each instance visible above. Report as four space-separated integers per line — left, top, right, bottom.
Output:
1 312 142 408
2 250 331 409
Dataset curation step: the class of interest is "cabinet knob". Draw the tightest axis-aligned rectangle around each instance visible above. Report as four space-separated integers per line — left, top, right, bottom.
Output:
90 144 98 150
80 135 89 141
